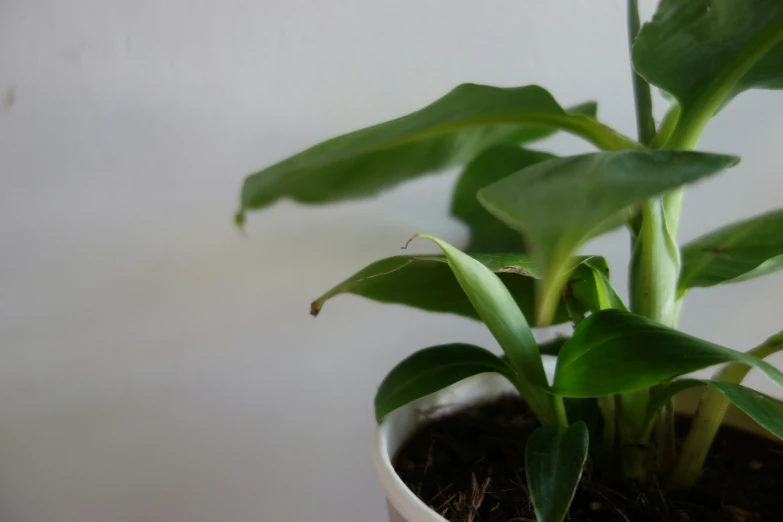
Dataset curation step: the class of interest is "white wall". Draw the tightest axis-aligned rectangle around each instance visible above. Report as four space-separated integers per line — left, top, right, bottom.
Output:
1 1 782 521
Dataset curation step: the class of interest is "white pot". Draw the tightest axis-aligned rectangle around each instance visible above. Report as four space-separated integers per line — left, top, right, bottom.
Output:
371 367 771 522
372 372 518 522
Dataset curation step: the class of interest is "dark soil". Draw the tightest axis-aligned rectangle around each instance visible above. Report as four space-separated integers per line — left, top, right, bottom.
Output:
393 395 783 521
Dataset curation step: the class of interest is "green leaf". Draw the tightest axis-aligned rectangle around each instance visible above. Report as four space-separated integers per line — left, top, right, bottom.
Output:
679 209 783 290
373 343 514 423
569 257 628 313
553 309 783 398
633 0 783 147
563 100 599 120
647 379 783 442
451 146 555 253
311 254 621 327
477 150 739 324
410 234 555 425
525 422 589 522
236 84 637 216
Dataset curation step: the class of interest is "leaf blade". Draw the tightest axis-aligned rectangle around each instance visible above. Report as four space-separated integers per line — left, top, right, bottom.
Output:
237 84 636 215
451 146 555 253
374 343 514 423
679 208 783 290
647 379 783 442
477 150 739 323
525 422 589 522
311 254 622 327
412 234 555 424
553 310 783 398
633 1 783 112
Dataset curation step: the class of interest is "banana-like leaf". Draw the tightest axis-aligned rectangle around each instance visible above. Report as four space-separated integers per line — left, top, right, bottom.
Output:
235 84 633 218
553 310 783 397
374 343 514 423
647 379 783 442
679 208 783 290
477 151 739 324
525 422 589 522
311 254 622 327
633 0 783 118
451 146 555 253
410 235 555 424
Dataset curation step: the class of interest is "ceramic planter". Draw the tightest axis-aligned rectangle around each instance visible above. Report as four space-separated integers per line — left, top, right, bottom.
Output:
371 369 771 522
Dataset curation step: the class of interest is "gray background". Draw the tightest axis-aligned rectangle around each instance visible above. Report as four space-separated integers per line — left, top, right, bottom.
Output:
1 1 782 521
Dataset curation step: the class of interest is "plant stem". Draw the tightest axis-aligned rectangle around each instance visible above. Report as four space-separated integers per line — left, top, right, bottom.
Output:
668 332 783 491
621 0 667 483
619 389 650 480
629 199 680 327
625 197 681 481
597 395 617 464
553 395 569 427
625 0 783 493
652 398 676 475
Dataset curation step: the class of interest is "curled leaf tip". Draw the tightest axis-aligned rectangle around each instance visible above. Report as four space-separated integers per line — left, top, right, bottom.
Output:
234 211 246 231
401 233 424 250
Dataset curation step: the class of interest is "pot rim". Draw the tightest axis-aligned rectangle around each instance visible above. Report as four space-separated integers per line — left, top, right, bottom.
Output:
372 422 447 522
371 364 775 522
371 373 518 522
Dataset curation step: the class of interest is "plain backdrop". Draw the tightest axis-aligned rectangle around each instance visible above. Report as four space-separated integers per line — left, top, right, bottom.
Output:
2 1 782 521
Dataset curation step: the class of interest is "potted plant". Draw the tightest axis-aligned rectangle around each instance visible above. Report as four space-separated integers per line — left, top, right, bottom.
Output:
236 1 783 520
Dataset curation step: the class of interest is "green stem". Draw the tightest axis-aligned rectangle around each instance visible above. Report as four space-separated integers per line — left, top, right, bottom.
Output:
630 6 783 492
597 395 617 464
668 332 783 491
553 395 569 427
653 398 676 475
627 0 656 146
629 200 681 327
619 389 650 481
622 0 666 482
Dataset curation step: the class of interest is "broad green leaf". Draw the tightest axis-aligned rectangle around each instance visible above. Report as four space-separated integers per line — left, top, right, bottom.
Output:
643 329 783 439
647 379 783 442
451 146 555 253
634 0 783 107
525 422 589 522
311 254 622 327
410 234 555 425
477 151 738 324
552 309 783 398
373 343 514 423
633 1 783 147
236 84 636 217
679 209 783 290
